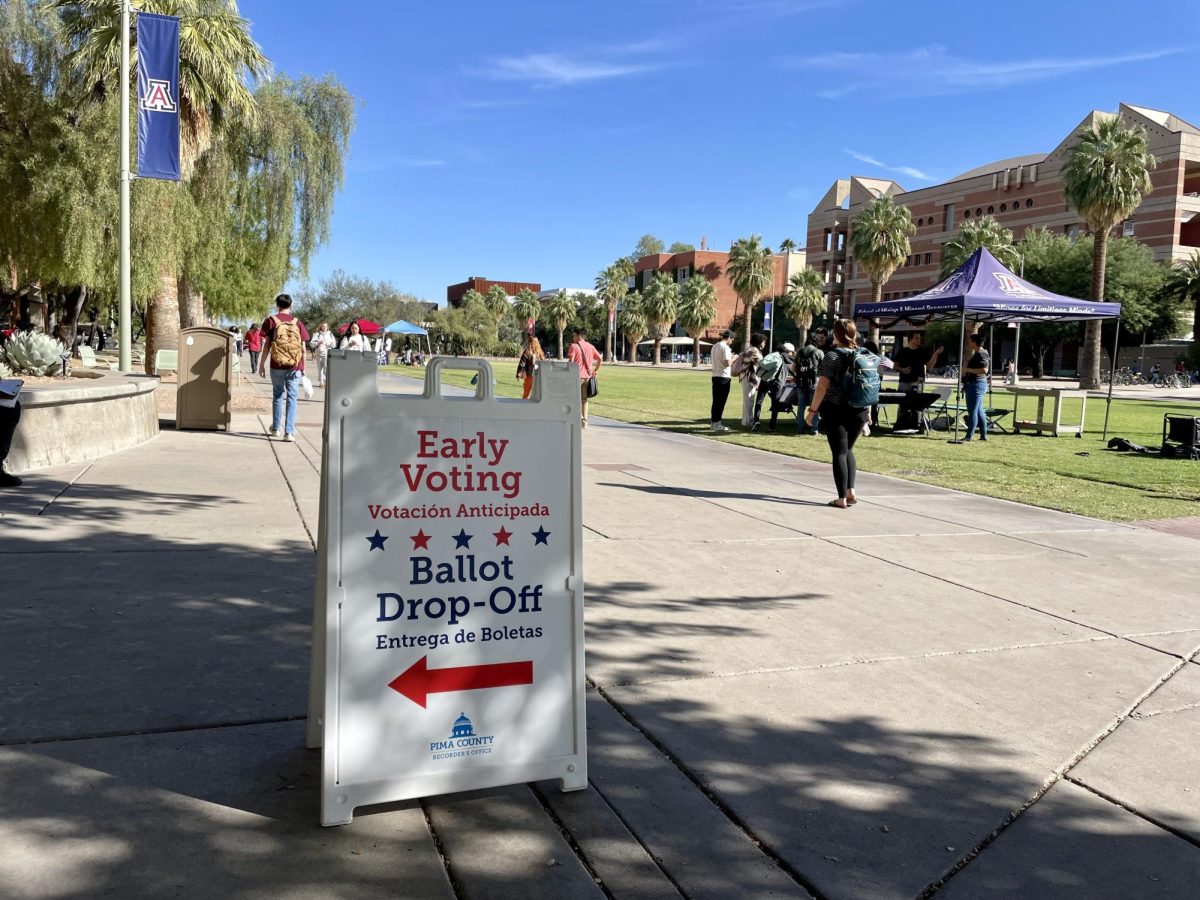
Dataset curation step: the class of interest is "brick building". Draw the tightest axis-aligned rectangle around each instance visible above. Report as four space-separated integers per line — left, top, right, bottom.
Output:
632 248 804 338
807 103 1200 319
447 277 540 307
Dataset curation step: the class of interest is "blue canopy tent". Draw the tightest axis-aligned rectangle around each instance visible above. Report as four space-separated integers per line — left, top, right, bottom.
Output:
382 319 431 356
852 247 1124 439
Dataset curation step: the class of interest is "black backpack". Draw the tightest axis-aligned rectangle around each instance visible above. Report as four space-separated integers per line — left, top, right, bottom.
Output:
795 351 818 389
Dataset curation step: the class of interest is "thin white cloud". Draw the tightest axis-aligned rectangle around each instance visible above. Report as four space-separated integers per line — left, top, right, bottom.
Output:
393 157 447 168
481 52 661 86
787 44 1189 98
845 149 933 182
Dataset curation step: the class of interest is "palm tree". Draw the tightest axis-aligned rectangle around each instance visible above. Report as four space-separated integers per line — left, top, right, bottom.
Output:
676 275 717 367
55 0 268 373
511 287 541 334
483 284 509 332
726 234 775 347
595 258 633 362
641 272 680 365
778 268 825 348
778 238 797 255
545 289 576 359
1061 117 1156 389
940 215 1021 277
850 195 914 341
617 291 647 363
459 288 484 309
1164 251 1200 354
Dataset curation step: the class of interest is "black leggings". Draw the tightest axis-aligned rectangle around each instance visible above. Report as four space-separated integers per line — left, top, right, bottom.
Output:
823 404 868 499
0 400 20 463
711 377 731 423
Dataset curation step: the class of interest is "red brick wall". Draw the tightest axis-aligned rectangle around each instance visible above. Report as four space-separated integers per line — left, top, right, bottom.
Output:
447 277 541 306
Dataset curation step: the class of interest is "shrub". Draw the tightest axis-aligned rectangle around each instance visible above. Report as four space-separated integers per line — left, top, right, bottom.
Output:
3 332 66 375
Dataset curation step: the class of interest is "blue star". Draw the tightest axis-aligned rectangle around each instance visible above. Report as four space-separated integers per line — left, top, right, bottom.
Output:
532 526 550 546
453 529 473 549
366 530 389 551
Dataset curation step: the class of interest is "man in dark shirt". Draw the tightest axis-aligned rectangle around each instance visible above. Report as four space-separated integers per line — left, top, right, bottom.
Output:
894 332 943 392
257 293 310 442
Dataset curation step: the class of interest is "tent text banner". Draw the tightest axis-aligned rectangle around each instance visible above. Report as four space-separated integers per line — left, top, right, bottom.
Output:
309 353 587 826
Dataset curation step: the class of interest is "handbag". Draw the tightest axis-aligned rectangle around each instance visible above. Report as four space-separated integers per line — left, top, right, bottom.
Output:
775 382 797 408
586 375 598 398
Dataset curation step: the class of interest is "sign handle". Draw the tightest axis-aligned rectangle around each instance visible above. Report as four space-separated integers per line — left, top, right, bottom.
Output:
423 357 494 401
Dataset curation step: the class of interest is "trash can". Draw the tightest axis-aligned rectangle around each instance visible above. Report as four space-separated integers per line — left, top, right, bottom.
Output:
176 326 233 430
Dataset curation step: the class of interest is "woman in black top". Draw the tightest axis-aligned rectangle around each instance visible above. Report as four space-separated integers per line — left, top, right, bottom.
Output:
804 318 867 508
962 333 991 442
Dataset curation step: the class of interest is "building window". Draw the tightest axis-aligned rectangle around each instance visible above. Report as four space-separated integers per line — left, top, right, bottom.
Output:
1122 219 1135 237
1026 199 1034 208
916 217 924 227
924 252 932 266
1000 203 1007 212
847 288 855 308
964 208 972 219
824 229 832 251
836 231 846 251
835 262 844 284
1066 224 1082 240
943 203 955 231
975 208 982 217
822 260 830 282
677 266 690 282
987 205 994 215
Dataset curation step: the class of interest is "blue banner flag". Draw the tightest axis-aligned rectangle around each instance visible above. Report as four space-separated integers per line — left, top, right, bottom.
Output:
137 12 181 181
762 300 773 331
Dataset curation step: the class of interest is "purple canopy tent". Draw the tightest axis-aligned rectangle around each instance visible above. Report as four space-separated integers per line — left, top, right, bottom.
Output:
852 248 1124 440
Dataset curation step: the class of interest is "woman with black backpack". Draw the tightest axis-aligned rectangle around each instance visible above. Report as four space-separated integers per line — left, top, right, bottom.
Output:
804 319 875 508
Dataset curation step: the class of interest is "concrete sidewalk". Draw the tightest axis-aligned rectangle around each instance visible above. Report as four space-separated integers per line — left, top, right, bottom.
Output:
1 367 1198 899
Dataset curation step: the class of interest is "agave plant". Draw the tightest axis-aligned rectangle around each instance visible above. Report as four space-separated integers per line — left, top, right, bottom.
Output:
0 358 12 378
3 332 67 375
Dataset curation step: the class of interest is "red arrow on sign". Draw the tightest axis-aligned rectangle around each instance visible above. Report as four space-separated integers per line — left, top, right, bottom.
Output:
388 655 533 708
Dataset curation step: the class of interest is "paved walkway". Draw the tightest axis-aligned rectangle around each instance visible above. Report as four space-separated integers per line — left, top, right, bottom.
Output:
2 366 1198 899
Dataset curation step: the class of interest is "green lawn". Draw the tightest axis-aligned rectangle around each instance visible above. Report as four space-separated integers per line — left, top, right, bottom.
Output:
385 363 1200 522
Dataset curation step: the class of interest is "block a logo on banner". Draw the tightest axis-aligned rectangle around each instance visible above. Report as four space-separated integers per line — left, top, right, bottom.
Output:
136 12 181 181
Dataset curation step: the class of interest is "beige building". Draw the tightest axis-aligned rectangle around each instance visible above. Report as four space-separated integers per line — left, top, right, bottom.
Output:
806 103 1200 319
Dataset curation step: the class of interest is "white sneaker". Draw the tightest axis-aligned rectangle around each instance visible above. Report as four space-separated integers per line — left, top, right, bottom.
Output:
283 433 295 442
712 423 730 433
268 428 280 437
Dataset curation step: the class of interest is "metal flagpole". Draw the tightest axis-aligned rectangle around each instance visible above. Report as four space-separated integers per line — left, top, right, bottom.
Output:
118 0 132 373
1102 315 1121 441
951 308 966 443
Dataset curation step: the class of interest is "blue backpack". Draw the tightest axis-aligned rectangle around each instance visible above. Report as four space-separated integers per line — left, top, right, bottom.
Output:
839 348 881 408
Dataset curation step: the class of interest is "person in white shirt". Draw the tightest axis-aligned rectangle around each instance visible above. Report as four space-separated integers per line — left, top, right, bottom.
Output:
340 322 367 351
710 329 735 433
309 322 336 387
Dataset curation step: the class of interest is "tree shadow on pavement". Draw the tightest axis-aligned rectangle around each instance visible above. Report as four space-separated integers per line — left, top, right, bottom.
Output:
597 481 828 507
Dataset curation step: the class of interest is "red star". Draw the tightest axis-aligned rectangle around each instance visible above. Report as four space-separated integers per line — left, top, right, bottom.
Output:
493 527 513 546
410 529 431 550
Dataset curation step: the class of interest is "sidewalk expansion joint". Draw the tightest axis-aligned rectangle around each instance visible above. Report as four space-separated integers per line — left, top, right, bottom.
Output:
589 678 828 900
598 635 1119 689
419 800 467 900
35 461 94 516
920 648 1199 896
1062 775 1200 851
529 783 616 899
263 418 316 552
0 713 309 747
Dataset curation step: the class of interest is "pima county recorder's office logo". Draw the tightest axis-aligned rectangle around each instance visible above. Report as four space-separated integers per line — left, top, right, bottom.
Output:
141 79 176 112
993 273 1043 299
429 713 497 760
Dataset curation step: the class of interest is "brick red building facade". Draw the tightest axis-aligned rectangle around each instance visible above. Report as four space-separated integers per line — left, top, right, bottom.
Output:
447 277 540 307
807 104 1200 320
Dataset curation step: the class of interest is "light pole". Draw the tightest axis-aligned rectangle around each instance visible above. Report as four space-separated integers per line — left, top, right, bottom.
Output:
118 0 132 372
1011 251 1025 384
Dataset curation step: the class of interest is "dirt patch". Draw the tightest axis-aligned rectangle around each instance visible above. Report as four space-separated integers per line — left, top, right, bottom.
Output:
155 382 269 417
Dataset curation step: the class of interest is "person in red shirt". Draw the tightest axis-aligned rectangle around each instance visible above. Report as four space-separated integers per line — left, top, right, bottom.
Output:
256 294 310 442
245 322 264 372
567 327 602 428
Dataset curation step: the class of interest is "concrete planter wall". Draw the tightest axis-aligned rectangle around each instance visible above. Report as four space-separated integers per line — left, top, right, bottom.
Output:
9 371 160 472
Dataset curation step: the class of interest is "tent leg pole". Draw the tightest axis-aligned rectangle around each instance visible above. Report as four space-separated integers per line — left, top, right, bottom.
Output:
1013 323 1021 385
1102 316 1120 441
987 323 994 409
952 309 966 443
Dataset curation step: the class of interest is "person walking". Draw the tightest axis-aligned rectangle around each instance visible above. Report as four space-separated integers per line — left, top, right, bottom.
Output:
257 294 309 442
229 325 243 357
245 323 264 374
736 333 766 428
793 333 824 435
516 334 546 399
567 327 602 428
0 380 20 487
962 333 991 443
804 319 871 508
710 329 734 433
340 322 367 351
309 322 336 387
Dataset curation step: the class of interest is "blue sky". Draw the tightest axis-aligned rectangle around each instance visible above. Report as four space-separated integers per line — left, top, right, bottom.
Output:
241 0 1200 304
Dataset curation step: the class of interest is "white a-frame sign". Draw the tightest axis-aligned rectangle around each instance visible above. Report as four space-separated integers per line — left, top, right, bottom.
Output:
308 353 587 825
